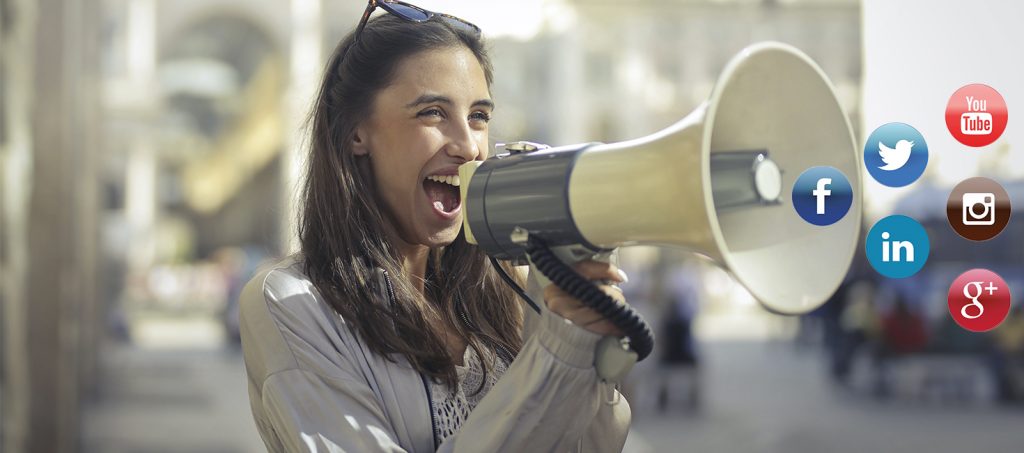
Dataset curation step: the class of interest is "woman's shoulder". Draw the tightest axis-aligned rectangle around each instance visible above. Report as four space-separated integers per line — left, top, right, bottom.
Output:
239 255 366 383
239 253 350 332
246 255 311 297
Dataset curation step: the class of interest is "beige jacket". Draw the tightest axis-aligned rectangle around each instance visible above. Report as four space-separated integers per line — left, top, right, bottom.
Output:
240 257 631 452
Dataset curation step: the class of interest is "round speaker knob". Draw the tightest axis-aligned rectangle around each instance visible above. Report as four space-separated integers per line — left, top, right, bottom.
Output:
753 155 782 203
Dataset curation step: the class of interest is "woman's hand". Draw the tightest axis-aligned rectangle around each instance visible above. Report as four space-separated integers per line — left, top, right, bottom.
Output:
543 260 628 336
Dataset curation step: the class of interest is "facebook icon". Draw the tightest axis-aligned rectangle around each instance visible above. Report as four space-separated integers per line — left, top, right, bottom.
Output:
792 166 853 226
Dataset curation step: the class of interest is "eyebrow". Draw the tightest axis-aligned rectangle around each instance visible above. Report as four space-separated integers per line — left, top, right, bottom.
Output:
405 94 495 110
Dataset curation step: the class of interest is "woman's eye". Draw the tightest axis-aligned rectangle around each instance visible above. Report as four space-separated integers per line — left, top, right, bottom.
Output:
470 111 491 123
418 108 444 119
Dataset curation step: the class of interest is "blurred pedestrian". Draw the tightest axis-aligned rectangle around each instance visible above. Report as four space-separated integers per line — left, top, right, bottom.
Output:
873 294 928 397
656 266 701 411
991 305 1024 402
881 296 928 355
834 279 879 385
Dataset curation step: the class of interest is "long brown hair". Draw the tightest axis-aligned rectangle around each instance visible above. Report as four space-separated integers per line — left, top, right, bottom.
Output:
298 14 523 389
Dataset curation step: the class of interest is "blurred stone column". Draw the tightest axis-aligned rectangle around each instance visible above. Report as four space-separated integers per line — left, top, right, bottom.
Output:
0 0 102 451
282 0 323 255
124 0 157 273
615 14 654 140
547 25 586 145
1 0 38 450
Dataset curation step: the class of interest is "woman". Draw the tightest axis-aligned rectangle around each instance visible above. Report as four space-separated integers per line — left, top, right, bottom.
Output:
240 2 632 451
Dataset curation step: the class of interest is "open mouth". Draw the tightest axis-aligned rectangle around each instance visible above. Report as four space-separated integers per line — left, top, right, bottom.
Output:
423 174 461 216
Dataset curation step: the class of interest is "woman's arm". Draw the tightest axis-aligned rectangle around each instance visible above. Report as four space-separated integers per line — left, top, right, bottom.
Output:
436 260 632 452
436 307 631 452
256 368 408 452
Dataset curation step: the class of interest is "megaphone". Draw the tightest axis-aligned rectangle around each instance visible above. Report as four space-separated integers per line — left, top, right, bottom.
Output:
459 42 861 367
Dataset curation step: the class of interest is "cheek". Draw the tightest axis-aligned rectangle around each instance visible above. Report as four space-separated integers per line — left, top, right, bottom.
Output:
367 129 442 205
374 158 414 202
371 148 425 205
476 132 490 159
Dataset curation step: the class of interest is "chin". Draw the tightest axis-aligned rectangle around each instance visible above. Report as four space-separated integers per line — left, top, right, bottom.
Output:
424 226 462 248
420 213 464 246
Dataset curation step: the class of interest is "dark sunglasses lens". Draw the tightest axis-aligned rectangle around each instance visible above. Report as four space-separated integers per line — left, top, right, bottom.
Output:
386 2 431 21
440 15 481 37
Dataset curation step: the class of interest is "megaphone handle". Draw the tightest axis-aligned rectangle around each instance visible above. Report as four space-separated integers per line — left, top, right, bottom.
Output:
523 237 654 368
527 245 614 289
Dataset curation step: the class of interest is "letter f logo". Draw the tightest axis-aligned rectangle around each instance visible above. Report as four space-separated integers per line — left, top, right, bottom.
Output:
813 178 832 215
793 167 851 226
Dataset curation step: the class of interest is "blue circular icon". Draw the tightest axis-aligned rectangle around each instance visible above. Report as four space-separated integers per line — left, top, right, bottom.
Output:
864 122 929 187
792 166 853 226
866 215 930 278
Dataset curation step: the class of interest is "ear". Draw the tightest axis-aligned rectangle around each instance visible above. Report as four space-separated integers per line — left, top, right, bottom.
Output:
352 126 370 156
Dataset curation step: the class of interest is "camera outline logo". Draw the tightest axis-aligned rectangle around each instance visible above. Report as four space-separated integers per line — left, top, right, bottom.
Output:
946 84 1008 147
866 215 930 279
946 177 1011 241
864 122 929 187
947 268 1012 332
791 166 853 226
962 192 996 226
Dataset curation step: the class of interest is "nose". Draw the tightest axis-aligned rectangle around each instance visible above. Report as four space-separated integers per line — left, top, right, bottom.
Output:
444 120 483 162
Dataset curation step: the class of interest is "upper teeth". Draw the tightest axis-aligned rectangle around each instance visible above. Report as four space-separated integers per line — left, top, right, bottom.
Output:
426 175 460 187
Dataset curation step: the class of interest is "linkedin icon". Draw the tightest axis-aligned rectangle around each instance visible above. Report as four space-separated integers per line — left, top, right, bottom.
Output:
946 177 1012 241
866 215 930 279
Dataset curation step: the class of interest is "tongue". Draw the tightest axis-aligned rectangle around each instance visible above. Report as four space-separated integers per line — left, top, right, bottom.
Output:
423 180 458 213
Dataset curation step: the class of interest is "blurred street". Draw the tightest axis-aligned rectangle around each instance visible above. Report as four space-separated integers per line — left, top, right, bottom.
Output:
627 342 1024 453
82 344 263 453
80 335 1024 453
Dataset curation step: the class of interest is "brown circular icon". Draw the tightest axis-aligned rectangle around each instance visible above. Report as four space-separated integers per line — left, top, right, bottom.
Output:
946 177 1012 241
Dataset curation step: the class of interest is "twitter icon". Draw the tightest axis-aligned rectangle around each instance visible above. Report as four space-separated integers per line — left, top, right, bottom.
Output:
864 122 929 187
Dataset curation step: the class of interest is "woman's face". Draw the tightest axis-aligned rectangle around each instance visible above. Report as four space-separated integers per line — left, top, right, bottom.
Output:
355 46 492 249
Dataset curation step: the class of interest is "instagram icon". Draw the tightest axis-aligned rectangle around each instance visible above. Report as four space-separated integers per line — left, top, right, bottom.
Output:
946 177 1012 241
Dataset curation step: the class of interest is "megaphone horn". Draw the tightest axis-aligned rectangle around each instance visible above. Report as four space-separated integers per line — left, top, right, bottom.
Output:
460 41 860 338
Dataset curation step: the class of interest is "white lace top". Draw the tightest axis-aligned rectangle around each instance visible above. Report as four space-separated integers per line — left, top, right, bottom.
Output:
428 345 508 447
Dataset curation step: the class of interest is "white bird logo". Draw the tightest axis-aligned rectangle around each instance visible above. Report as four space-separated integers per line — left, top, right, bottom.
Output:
877 139 914 171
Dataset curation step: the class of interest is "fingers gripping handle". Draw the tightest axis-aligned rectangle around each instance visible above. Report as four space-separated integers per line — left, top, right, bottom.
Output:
523 239 650 382
527 244 615 289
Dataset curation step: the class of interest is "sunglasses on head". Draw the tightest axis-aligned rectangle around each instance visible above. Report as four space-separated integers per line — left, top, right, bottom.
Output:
354 0 481 41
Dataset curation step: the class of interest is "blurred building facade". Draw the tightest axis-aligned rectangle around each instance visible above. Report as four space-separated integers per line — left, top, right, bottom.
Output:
2 0 104 451
490 0 861 146
1 0 860 451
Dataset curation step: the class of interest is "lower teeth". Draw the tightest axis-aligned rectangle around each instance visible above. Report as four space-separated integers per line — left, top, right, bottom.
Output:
433 201 445 212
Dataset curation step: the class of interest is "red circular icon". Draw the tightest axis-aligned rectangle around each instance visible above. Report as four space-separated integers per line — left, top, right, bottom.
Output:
945 84 1008 147
947 269 1012 332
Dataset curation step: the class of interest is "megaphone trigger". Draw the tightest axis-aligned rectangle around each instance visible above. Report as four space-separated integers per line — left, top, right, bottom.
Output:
595 336 638 384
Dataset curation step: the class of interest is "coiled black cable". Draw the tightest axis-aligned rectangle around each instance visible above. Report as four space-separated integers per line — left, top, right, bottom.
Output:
523 236 655 361
489 256 542 315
